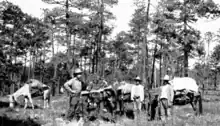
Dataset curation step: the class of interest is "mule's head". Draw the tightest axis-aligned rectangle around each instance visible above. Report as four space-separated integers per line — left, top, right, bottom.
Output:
26 79 39 88
27 79 49 90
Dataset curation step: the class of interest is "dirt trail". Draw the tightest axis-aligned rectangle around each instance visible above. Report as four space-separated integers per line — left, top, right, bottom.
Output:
0 115 41 126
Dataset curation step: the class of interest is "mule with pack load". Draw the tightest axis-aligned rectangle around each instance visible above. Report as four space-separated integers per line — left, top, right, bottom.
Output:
147 76 203 120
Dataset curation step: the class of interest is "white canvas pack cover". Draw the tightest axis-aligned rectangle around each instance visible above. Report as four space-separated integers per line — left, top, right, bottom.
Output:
118 81 134 94
170 77 199 93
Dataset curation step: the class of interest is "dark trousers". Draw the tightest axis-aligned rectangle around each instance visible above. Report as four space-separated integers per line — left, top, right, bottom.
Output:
66 95 88 121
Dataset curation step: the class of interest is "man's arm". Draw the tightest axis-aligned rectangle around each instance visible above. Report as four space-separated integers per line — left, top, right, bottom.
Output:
158 86 162 100
64 79 76 94
140 86 144 102
170 86 174 103
27 93 34 109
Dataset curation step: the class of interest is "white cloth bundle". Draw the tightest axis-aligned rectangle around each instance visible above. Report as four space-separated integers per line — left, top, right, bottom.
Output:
170 77 199 93
118 82 134 94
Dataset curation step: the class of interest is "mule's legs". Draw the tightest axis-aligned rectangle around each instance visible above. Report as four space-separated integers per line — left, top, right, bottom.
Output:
9 102 14 108
24 97 28 109
141 100 147 111
43 89 51 108
198 92 203 115
26 94 34 109
43 99 49 109
120 99 125 115
47 98 50 108
191 92 203 116
43 99 46 109
150 99 157 120
9 95 15 108
190 93 200 116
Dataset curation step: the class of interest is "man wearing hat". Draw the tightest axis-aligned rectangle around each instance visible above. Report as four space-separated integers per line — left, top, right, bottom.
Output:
131 76 144 114
159 75 174 121
64 68 83 120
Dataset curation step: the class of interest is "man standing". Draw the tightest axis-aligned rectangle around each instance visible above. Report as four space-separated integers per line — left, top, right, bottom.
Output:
131 76 144 114
159 75 174 121
64 68 83 121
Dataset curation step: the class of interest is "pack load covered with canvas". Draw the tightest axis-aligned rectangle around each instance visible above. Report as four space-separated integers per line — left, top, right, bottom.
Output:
170 77 200 105
170 77 199 93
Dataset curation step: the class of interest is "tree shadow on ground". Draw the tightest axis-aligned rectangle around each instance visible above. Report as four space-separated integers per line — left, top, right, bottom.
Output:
0 115 41 126
18 104 43 109
0 101 9 108
0 100 43 110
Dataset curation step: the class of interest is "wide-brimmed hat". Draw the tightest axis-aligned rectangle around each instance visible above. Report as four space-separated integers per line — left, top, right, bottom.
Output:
162 75 170 81
74 68 82 74
134 76 141 81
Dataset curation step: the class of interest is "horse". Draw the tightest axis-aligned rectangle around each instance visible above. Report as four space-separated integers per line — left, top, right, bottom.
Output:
148 77 203 120
9 79 51 109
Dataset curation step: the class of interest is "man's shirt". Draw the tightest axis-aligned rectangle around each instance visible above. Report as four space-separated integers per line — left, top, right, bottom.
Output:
160 84 174 105
131 84 144 101
64 78 82 95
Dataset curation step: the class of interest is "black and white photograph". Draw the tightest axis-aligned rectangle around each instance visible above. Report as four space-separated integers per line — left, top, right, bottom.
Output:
0 0 220 125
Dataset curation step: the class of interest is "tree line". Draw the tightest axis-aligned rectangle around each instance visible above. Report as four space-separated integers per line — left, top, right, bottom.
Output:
1 0 220 96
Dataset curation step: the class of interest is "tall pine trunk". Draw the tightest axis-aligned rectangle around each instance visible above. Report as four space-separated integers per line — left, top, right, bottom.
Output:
28 49 32 80
92 44 96 73
21 54 27 82
72 34 76 75
183 0 188 77
84 57 87 73
96 0 104 76
65 0 72 76
42 41 46 82
143 0 151 88
183 50 188 77
32 43 37 79
159 43 162 86
52 26 57 81
150 38 158 88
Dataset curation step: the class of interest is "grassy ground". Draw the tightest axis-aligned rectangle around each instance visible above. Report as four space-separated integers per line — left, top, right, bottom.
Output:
1 93 220 126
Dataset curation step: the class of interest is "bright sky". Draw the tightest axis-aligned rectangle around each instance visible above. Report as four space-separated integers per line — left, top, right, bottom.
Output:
4 0 220 68
5 0 220 36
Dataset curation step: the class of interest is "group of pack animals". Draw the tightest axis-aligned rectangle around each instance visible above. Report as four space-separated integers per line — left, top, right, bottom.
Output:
7 76 203 121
